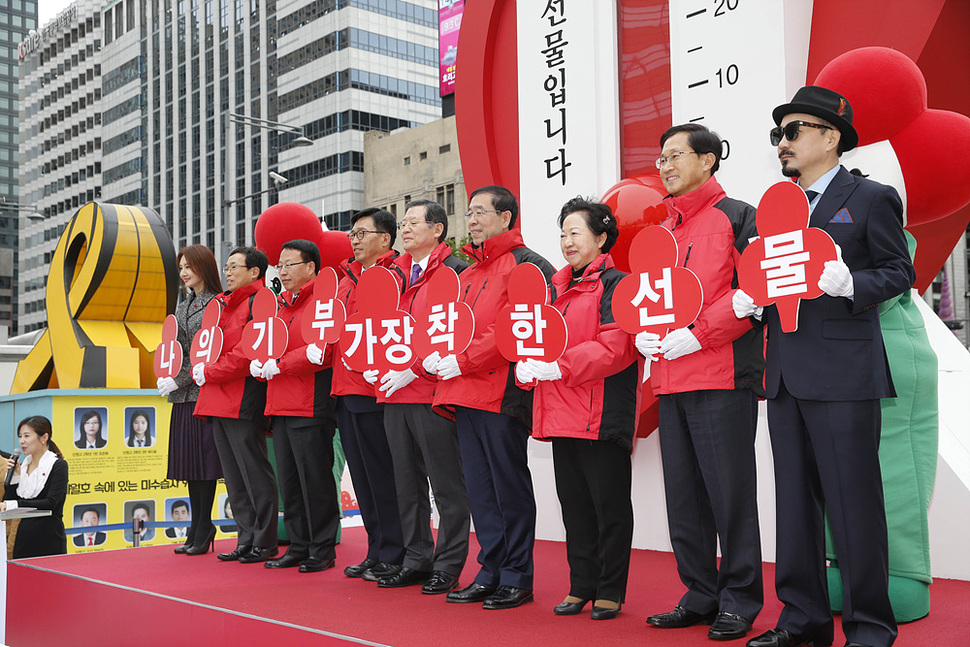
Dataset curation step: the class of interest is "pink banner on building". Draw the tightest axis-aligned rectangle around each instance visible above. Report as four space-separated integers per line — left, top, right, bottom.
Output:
438 0 463 96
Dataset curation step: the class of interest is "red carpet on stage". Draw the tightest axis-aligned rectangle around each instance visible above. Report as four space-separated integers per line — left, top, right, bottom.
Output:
7 527 967 646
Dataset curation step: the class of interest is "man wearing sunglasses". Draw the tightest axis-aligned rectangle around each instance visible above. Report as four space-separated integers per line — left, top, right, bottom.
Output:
737 86 914 647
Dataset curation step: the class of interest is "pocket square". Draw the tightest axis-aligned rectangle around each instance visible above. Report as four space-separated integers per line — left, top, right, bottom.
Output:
829 208 853 224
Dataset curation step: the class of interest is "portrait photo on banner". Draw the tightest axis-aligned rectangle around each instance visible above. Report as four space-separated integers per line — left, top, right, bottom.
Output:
74 406 109 450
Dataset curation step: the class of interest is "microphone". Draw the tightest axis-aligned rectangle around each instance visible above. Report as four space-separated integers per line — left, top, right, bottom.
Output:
5 447 21 487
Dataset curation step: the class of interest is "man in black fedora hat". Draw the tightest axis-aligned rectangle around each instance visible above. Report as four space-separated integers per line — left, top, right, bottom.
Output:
734 85 914 647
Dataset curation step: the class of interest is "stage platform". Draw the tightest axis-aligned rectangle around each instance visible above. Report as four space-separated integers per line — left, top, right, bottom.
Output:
6 526 967 646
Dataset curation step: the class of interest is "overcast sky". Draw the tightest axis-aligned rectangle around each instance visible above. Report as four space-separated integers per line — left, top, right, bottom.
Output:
39 0 75 30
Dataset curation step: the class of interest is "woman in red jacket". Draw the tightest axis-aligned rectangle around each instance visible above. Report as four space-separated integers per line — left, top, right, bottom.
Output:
516 197 638 620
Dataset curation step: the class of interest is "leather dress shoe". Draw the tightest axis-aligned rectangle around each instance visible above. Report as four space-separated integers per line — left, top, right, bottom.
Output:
264 552 305 569
482 585 534 610
378 566 432 588
647 605 717 628
174 540 191 555
217 544 252 562
238 546 279 564
421 570 459 594
446 582 496 603
709 611 752 640
344 558 378 578
746 628 826 647
553 599 589 615
362 562 401 582
591 603 621 620
299 557 335 573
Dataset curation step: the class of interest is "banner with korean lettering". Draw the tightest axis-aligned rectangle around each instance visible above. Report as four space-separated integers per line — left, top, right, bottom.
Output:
340 266 416 372
612 226 704 335
495 263 567 362
438 0 463 96
412 266 475 357
50 392 233 554
737 181 837 332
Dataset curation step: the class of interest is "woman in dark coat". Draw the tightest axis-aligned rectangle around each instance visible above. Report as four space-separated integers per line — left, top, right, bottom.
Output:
2 415 68 559
157 244 223 555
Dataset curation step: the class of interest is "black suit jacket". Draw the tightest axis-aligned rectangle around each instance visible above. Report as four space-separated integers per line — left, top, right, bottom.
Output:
764 166 915 400
75 437 106 449
73 531 106 547
4 458 68 558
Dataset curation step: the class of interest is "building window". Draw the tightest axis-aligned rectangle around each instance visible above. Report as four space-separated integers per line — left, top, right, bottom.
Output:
403 156 410 166
419 151 427 161
439 144 451 154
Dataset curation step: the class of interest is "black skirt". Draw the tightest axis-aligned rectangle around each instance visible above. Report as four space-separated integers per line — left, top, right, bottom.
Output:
166 401 223 481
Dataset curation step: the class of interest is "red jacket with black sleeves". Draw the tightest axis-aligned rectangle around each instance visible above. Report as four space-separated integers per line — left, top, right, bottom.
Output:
377 241 468 405
194 279 268 421
264 274 337 420
432 228 555 427
531 254 639 451
650 175 765 396
331 250 405 398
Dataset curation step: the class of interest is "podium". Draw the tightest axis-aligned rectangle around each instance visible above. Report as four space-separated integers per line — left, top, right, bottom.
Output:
0 508 51 644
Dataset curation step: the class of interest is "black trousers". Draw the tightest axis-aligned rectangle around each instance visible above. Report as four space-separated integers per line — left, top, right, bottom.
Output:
768 381 896 647
658 389 763 621
552 437 633 603
211 416 278 548
271 415 340 561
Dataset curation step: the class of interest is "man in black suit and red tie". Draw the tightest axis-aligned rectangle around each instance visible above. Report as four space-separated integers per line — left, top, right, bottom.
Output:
735 86 914 647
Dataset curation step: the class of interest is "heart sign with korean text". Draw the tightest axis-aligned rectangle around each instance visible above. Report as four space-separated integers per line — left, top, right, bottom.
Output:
612 226 704 335
153 314 183 379
189 300 223 367
340 265 416 373
737 181 838 332
240 288 289 362
301 266 346 346
412 266 475 358
495 262 567 362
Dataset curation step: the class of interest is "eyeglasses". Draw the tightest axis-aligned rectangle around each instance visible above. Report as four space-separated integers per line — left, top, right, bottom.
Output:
463 208 503 220
346 229 383 241
223 263 245 273
397 218 430 230
655 150 701 169
275 260 309 272
770 121 833 146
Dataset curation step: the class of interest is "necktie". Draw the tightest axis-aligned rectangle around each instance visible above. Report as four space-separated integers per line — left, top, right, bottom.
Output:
87 536 93 546
805 190 819 203
410 264 422 286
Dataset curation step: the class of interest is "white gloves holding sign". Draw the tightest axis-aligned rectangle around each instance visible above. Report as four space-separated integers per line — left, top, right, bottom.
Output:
732 289 763 320
818 246 853 298
659 328 702 361
379 369 418 397
157 377 178 397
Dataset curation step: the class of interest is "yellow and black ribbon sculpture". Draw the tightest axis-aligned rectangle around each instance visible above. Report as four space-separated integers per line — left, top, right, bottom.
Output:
12 203 179 392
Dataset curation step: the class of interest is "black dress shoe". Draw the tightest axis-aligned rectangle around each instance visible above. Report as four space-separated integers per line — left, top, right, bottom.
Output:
446 582 496 603
174 539 192 555
344 558 378 578
362 562 401 582
265 552 305 569
238 546 279 564
746 628 824 647
421 570 459 594
217 544 252 562
299 558 335 573
709 611 753 640
553 599 589 615
378 566 432 588
591 603 621 620
647 605 717 628
482 585 534 610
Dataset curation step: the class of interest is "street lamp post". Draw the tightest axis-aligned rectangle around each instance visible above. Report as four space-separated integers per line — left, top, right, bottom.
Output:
221 113 313 263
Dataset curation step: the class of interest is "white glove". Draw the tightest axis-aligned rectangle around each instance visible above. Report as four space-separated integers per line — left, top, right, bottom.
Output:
660 328 702 361
422 351 442 374
363 369 379 385
818 256 854 298
525 358 562 381
515 360 535 383
635 331 662 361
192 363 206 386
436 354 461 380
378 369 418 397
306 343 324 365
261 358 281 380
157 376 178 397
732 289 763 320
249 359 264 379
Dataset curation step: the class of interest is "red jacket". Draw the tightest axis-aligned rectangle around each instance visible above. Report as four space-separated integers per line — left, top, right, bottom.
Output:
194 280 268 421
265 274 337 420
650 175 765 396
530 255 639 451
432 228 554 426
377 241 468 405
331 250 405 398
